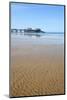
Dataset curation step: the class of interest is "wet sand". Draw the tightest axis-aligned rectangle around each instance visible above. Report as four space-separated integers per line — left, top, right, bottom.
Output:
10 43 64 97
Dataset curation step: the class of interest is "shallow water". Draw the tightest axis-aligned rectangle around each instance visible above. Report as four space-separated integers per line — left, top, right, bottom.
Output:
11 32 64 45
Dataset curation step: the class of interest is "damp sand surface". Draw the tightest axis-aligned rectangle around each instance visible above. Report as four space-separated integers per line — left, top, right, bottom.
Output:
10 35 64 97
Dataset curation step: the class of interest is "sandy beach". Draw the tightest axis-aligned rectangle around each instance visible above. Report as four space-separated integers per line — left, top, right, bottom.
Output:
10 38 64 97
10 2 65 97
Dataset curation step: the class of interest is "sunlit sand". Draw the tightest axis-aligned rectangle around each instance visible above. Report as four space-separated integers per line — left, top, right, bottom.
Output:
10 35 64 97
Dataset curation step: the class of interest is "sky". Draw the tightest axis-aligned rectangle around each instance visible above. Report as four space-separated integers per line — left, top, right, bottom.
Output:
11 3 64 32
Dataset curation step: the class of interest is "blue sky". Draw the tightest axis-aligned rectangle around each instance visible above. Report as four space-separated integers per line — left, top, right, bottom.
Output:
11 3 64 32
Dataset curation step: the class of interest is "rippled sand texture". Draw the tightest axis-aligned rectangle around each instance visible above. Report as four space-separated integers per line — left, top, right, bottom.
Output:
10 44 64 97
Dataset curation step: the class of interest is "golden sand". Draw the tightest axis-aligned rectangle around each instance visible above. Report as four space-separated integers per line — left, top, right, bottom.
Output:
10 44 64 97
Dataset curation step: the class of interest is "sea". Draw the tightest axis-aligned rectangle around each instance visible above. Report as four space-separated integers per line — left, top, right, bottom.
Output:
11 32 64 45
